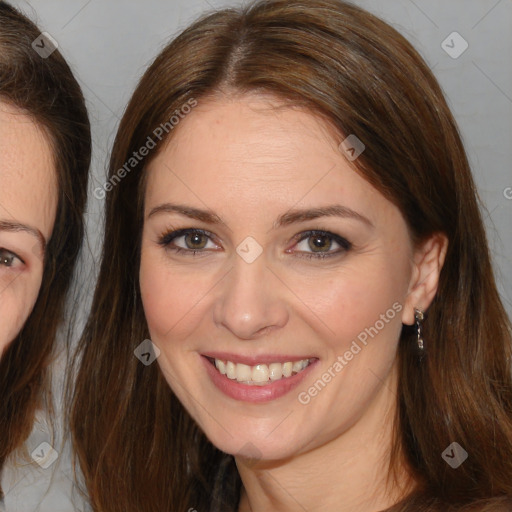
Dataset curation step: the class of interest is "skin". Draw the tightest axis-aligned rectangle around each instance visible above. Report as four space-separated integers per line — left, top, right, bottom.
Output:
0 101 57 358
140 93 447 512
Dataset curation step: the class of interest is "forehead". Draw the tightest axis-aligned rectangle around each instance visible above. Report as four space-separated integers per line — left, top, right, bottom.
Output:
155 94 340 172
0 101 58 240
144 95 387 221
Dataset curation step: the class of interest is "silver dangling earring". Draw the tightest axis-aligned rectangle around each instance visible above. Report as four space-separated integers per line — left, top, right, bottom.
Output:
415 308 424 350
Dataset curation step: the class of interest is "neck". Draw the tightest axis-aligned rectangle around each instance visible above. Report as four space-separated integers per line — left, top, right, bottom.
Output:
236 368 417 512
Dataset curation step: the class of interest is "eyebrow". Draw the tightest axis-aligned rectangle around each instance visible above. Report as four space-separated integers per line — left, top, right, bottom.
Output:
147 203 373 229
148 204 225 225
273 205 374 229
0 219 46 252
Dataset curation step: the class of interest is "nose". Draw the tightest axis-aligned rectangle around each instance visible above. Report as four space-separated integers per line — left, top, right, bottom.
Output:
213 255 289 340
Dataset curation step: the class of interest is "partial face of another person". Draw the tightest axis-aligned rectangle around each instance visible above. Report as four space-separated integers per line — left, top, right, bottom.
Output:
140 94 439 462
0 102 57 357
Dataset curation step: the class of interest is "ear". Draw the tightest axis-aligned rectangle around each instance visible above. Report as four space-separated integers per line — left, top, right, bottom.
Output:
401 232 448 326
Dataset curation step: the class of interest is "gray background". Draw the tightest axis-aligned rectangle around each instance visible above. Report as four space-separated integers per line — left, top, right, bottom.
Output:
2 0 511 510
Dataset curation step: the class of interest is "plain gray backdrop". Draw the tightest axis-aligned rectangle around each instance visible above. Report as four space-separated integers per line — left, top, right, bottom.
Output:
2 1 511 510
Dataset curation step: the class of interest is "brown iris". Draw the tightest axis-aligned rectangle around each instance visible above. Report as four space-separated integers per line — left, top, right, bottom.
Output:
184 232 208 250
308 234 332 253
0 249 16 267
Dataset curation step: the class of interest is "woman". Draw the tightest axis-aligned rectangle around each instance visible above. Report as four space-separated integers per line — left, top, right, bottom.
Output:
0 0 90 506
71 1 512 511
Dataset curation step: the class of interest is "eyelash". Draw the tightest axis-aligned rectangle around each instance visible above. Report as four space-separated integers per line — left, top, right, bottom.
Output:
157 228 352 260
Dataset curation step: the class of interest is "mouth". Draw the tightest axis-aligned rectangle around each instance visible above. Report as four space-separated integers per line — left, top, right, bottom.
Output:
207 357 314 386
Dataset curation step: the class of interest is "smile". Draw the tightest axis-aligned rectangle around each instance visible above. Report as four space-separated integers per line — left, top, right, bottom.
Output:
212 358 312 386
202 354 318 402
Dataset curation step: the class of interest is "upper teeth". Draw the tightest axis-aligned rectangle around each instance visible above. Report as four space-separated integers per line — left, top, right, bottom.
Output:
214 358 311 385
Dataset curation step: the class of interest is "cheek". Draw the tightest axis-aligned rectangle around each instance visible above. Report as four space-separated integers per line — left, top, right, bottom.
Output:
290 258 408 353
0 273 42 356
139 248 208 341
299 268 405 335
140 263 173 339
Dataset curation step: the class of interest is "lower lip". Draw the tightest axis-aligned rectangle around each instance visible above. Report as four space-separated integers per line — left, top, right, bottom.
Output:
202 356 318 403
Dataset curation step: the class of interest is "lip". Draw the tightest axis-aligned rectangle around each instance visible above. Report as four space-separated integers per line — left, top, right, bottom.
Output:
201 354 318 403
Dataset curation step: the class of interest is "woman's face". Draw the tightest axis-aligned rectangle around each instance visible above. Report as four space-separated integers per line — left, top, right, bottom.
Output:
140 94 433 462
0 102 57 357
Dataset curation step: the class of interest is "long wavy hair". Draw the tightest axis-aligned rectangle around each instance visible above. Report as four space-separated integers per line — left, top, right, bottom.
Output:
0 0 91 497
70 1 512 510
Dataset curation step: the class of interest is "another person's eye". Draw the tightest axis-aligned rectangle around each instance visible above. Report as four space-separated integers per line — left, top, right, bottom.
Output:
0 247 23 268
290 230 352 259
158 228 220 256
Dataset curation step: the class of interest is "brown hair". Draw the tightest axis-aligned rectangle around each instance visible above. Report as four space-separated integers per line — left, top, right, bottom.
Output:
70 1 512 510
0 0 91 496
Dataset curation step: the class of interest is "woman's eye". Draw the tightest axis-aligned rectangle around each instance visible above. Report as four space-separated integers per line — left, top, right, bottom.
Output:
0 248 22 268
293 231 351 258
157 228 350 259
159 229 219 254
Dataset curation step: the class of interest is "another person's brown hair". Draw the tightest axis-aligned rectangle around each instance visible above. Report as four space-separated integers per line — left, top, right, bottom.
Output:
71 1 512 510
0 0 91 497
